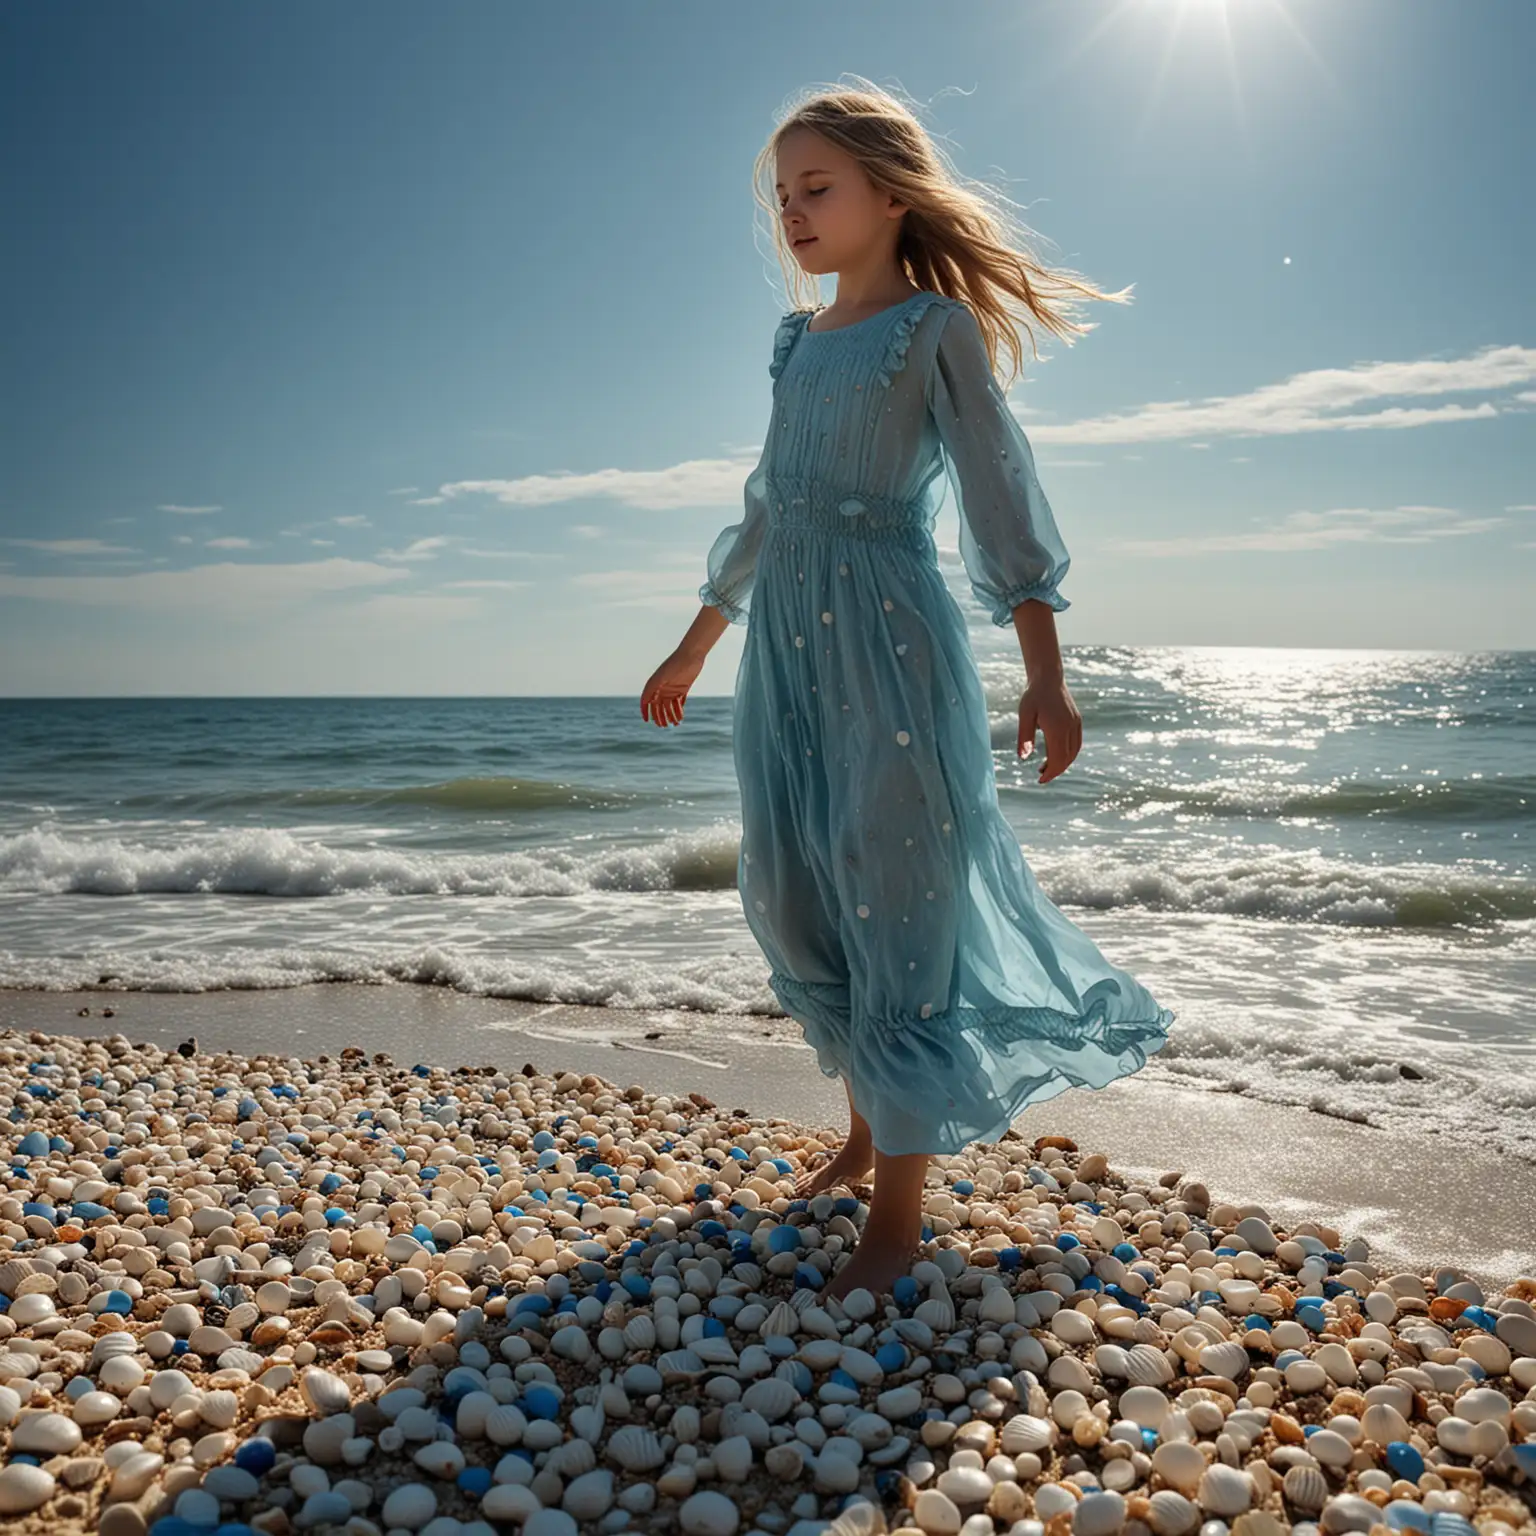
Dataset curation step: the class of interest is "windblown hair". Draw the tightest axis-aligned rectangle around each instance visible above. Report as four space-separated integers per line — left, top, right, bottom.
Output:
753 77 1133 389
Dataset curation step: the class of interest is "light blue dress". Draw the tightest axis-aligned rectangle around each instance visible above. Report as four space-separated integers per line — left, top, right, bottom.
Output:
701 290 1175 1157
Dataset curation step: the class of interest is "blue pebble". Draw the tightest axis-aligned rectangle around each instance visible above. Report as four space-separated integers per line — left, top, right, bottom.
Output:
875 1342 907 1372
324 1208 346 1225
830 1368 858 1390
892 1276 919 1308
621 1275 650 1299
832 1196 860 1217
768 1225 801 1254
233 1438 278 1476
1113 1242 1139 1261
522 1385 560 1420
1428 1515 1479 1536
771 1158 793 1175
1057 1233 1081 1250
998 1248 1023 1272
702 1318 726 1338
412 1224 434 1242
172 1339 189 1355
320 1173 343 1194
149 1519 208 1536
532 1130 555 1152
1384 1441 1425 1482
697 1220 727 1240
694 1182 714 1200
458 1466 493 1497
8 1453 41 1466
103 1290 133 1314
22 1202 55 1221
420 1166 439 1180
793 1263 822 1290
1381 1504 1433 1533
727 1147 749 1161
237 1098 261 1119
513 1294 552 1317
952 1179 974 1195
16 1130 48 1157
72 1201 110 1220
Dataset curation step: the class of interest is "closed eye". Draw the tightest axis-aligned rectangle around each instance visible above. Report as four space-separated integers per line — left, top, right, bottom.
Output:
779 188 827 208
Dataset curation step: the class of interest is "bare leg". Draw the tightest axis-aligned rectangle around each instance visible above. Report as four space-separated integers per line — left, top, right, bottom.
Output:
822 1144 928 1301
795 1077 875 1198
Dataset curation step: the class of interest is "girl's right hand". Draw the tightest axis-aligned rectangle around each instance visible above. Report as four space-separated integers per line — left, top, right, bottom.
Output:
640 648 705 728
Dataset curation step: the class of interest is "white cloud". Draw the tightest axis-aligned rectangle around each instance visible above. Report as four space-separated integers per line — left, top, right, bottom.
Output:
333 515 371 527
434 452 766 512
0 558 409 612
1115 505 1508 557
378 536 453 562
1027 343 1531 446
205 536 256 550
158 504 222 515
311 538 336 547
570 525 603 539
2 538 138 555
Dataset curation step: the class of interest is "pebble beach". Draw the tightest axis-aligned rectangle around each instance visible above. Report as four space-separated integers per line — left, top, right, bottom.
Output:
0 1024 1533 1536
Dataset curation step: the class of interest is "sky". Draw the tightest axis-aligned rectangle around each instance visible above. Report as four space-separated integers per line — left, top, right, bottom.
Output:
1 1 1532 697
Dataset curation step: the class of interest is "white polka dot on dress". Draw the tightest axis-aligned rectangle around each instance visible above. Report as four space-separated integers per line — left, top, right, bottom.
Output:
856 904 870 919
895 730 910 746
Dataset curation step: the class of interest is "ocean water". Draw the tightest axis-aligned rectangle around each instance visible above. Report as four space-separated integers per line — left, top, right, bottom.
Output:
2 646 1533 1160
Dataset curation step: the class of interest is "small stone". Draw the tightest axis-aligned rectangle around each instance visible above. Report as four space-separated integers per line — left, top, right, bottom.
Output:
0 1463 56 1514
678 1489 741 1536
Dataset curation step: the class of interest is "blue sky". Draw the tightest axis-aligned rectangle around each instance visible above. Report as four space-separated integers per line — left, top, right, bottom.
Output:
1 1 1531 696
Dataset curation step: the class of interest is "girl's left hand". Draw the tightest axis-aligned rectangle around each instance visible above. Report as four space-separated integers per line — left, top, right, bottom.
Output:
1018 679 1082 783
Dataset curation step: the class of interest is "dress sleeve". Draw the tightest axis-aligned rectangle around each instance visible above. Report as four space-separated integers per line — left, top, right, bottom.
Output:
927 302 1071 624
698 445 770 625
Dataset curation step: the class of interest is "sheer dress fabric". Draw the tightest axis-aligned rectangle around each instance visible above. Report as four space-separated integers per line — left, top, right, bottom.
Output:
701 291 1174 1156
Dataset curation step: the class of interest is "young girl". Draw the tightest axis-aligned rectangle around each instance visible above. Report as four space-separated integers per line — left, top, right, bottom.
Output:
640 82 1176 1302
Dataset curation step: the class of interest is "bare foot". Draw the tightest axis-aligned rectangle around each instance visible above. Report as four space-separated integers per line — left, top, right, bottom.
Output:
794 1130 874 1199
821 1225 920 1302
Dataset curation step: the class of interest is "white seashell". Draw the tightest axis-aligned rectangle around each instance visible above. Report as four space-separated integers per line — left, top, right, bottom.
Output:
1147 1489 1201 1536
1434 1416 1479 1457
1197 1463 1253 1518
915 1295 955 1332
1198 1340 1251 1381
828 1501 889 1536
1284 1462 1328 1514
623 1314 656 1351
760 1301 799 1337
569 1402 604 1443
1046 1353 1095 1394
1125 1343 1176 1384
484 1404 527 1446
561 1468 615 1521
1307 1428 1355 1468
606 1423 666 1472
714 1434 754 1482
0 1465 56 1515
838 1347 882 1385
741 1376 798 1421
936 1465 992 1505
1075 1490 1128 1536
657 1348 707 1382
678 1489 742 1536
799 1339 844 1372
840 1288 878 1322
671 1403 701 1442
1457 1386 1513 1427
412 1440 465 1479
1093 1344 1131 1378
545 1437 597 1478
692 1335 739 1365
800 1305 839 1339
11 1412 82 1456
299 1368 351 1417
1151 1440 1205 1494
999 1414 1055 1454
731 1262 763 1289
551 1326 592 1363
1051 1308 1097 1345
482 1484 540 1522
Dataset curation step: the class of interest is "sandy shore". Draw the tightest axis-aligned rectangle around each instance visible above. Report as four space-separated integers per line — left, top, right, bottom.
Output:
2 982 1531 1296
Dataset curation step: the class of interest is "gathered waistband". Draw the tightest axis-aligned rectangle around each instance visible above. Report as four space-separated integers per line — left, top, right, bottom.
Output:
763 475 934 547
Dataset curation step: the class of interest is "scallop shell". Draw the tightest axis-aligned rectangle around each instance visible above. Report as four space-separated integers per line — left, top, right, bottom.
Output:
1198 1341 1251 1381
623 1315 656 1352
915 1295 955 1332
1125 1343 1177 1385
1093 1344 1131 1379
760 1301 798 1338
1150 1441 1204 1494
788 1287 821 1315
999 1414 1055 1455
1280 1464 1326 1514
1147 1490 1200 1536
544 1437 596 1478
741 1377 799 1422
828 1502 889 1536
1197 1464 1253 1518
669 1404 701 1443
893 1318 934 1351
657 1348 707 1382
691 1335 739 1366
569 1403 604 1443
731 1262 763 1289
606 1423 666 1472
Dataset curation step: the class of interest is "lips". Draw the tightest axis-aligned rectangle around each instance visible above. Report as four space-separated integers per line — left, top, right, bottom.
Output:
793 237 816 247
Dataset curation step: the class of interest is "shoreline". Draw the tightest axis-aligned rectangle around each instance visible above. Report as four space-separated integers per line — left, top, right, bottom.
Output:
3 981 1532 1295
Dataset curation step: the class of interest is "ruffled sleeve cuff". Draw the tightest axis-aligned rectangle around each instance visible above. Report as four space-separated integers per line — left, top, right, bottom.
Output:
699 580 748 626
989 581 1071 626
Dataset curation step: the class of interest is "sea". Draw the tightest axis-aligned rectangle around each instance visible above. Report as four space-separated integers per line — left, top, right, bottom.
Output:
2 646 1533 1162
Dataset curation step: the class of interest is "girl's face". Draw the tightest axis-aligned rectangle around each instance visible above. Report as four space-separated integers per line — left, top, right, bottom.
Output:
775 127 905 277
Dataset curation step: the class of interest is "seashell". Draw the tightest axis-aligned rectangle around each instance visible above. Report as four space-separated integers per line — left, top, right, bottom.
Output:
607 1423 666 1472
999 1414 1055 1454
1358 1402 1410 1445
569 1403 604 1443
893 1317 934 1350
1094 1344 1131 1378
1277 1462 1327 1511
731 1262 763 1289
1046 1354 1095 1394
1051 1308 1097 1346
1197 1463 1253 1518
1125 1343 1176 1385
915 1294 955 1332
828 1500 888 1536
671 1403 701 1442
714 1434 754 1482
551 1326 592 1363
657 1349 707 1382
1147 1490 1201 1536
800 1306 839 1339
1151 1440 1205 1494
692 1335 738 1365
741 1377 798 1421
484 1404 528 1446
760 1301 798 1337
623 1315 656 1351
561 1469 614 1521
544 1437 597 1478
799 1339 844 1372
1198 1341 1251 1381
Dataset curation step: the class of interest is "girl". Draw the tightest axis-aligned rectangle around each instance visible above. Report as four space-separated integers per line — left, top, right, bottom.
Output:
640 81 1176 1302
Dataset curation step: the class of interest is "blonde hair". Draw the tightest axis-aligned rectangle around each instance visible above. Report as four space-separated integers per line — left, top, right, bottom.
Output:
753 77 1133 389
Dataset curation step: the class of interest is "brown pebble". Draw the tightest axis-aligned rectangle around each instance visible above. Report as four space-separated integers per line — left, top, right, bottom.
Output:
98 1505 149 1536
